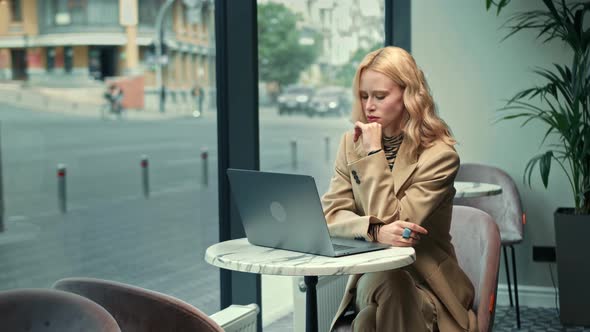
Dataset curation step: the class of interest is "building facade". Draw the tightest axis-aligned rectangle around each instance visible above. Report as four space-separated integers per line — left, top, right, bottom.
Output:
0 0 215 94
276 0 384 85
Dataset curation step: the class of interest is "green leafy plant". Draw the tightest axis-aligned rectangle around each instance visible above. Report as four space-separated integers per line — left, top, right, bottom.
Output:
486 0 590 214
258 3 322 89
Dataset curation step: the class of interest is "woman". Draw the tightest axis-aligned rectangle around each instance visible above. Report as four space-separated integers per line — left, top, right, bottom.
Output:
322 46 477 332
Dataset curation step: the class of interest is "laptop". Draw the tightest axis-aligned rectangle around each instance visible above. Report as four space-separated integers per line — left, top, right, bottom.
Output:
226 168 390 257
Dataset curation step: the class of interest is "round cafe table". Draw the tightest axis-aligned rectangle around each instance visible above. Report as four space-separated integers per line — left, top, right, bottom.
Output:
454 181 502 198
205 238 415 332
205 181 501 331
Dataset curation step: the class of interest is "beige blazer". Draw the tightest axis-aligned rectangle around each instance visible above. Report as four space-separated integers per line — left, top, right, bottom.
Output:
322 131 478 332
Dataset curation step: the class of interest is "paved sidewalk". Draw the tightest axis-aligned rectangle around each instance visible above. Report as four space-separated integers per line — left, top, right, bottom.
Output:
0 185 221 314
0 82 208 121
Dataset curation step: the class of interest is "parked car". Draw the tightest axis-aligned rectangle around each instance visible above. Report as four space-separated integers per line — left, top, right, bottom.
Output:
277 85 314 115
307 86 351 117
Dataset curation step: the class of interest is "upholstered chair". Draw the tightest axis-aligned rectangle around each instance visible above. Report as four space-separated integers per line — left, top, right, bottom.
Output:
454 163 525 328
0 288 121 332
53 277 225 332
451 205 502 331
333 205 501 332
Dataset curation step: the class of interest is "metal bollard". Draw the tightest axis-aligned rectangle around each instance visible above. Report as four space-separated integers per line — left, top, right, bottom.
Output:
0 122 4 232
57 164 67 214
325 136 331 163
141 155 150 198
291 139 298 170
201 147 208 187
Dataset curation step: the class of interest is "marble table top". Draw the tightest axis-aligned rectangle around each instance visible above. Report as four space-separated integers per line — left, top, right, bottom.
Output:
454 181 502 198
205 238 415 276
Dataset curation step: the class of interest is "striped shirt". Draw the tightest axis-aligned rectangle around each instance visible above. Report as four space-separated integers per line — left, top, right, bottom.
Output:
383 133 404 170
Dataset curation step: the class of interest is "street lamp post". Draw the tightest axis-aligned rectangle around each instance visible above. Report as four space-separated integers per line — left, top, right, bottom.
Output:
155 0 175 113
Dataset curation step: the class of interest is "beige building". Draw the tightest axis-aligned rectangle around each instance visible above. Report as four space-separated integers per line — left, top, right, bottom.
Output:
0 0 214 97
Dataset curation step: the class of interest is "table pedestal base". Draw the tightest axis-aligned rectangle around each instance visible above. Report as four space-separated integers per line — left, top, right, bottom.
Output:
304 276 318 332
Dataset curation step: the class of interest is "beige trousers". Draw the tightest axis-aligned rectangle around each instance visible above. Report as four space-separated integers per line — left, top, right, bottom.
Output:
351 270 437 332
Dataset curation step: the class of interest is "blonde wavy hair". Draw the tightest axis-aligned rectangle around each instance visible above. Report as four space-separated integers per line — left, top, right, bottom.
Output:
351 46 456 155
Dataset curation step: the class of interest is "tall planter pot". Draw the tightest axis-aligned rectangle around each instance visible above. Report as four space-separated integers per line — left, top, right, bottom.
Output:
554 208 590 327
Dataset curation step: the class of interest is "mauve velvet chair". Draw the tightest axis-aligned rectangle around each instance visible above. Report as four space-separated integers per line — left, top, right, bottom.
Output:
334 205 501 332
451 206 501 332
0 288 121 332
454 163 525 329
53 277 224 332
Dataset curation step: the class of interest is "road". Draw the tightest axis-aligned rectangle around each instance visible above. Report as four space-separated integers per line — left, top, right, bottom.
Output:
2 104 350 217
0 103 350 324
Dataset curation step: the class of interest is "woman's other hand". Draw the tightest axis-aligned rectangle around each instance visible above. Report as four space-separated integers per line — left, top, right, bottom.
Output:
354 121 382 154
377 220 428 247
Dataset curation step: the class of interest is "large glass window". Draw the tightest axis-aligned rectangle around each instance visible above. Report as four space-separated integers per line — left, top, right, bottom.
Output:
0 0 219 319
139 0 166 27
68 0 86 25
257 0 385 330
46 0 118 27
51 0 79 25
46 47 55 72
86 0 118 25
10 0 23 22
64 46 73 73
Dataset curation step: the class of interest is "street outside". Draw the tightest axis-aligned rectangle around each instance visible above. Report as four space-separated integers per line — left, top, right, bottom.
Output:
0 102 351 329
0 0 383 329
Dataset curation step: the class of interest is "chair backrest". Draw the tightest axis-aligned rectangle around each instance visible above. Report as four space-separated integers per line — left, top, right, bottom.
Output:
0 288 121 332
450 206 501 332
454 163 524 244
53 277 224 332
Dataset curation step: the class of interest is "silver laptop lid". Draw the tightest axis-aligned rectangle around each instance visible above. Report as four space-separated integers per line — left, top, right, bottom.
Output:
227 168 336 256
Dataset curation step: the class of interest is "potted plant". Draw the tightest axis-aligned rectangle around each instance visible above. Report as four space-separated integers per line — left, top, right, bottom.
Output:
485 0 589 326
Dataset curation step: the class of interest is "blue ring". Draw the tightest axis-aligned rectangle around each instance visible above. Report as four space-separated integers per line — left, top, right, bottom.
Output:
402 227 412 239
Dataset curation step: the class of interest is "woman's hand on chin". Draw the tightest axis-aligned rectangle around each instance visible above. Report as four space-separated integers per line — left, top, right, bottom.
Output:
354 121 383 154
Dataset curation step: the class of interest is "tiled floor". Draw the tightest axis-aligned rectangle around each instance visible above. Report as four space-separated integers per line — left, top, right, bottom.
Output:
266 306 590 331
493 306 590 332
